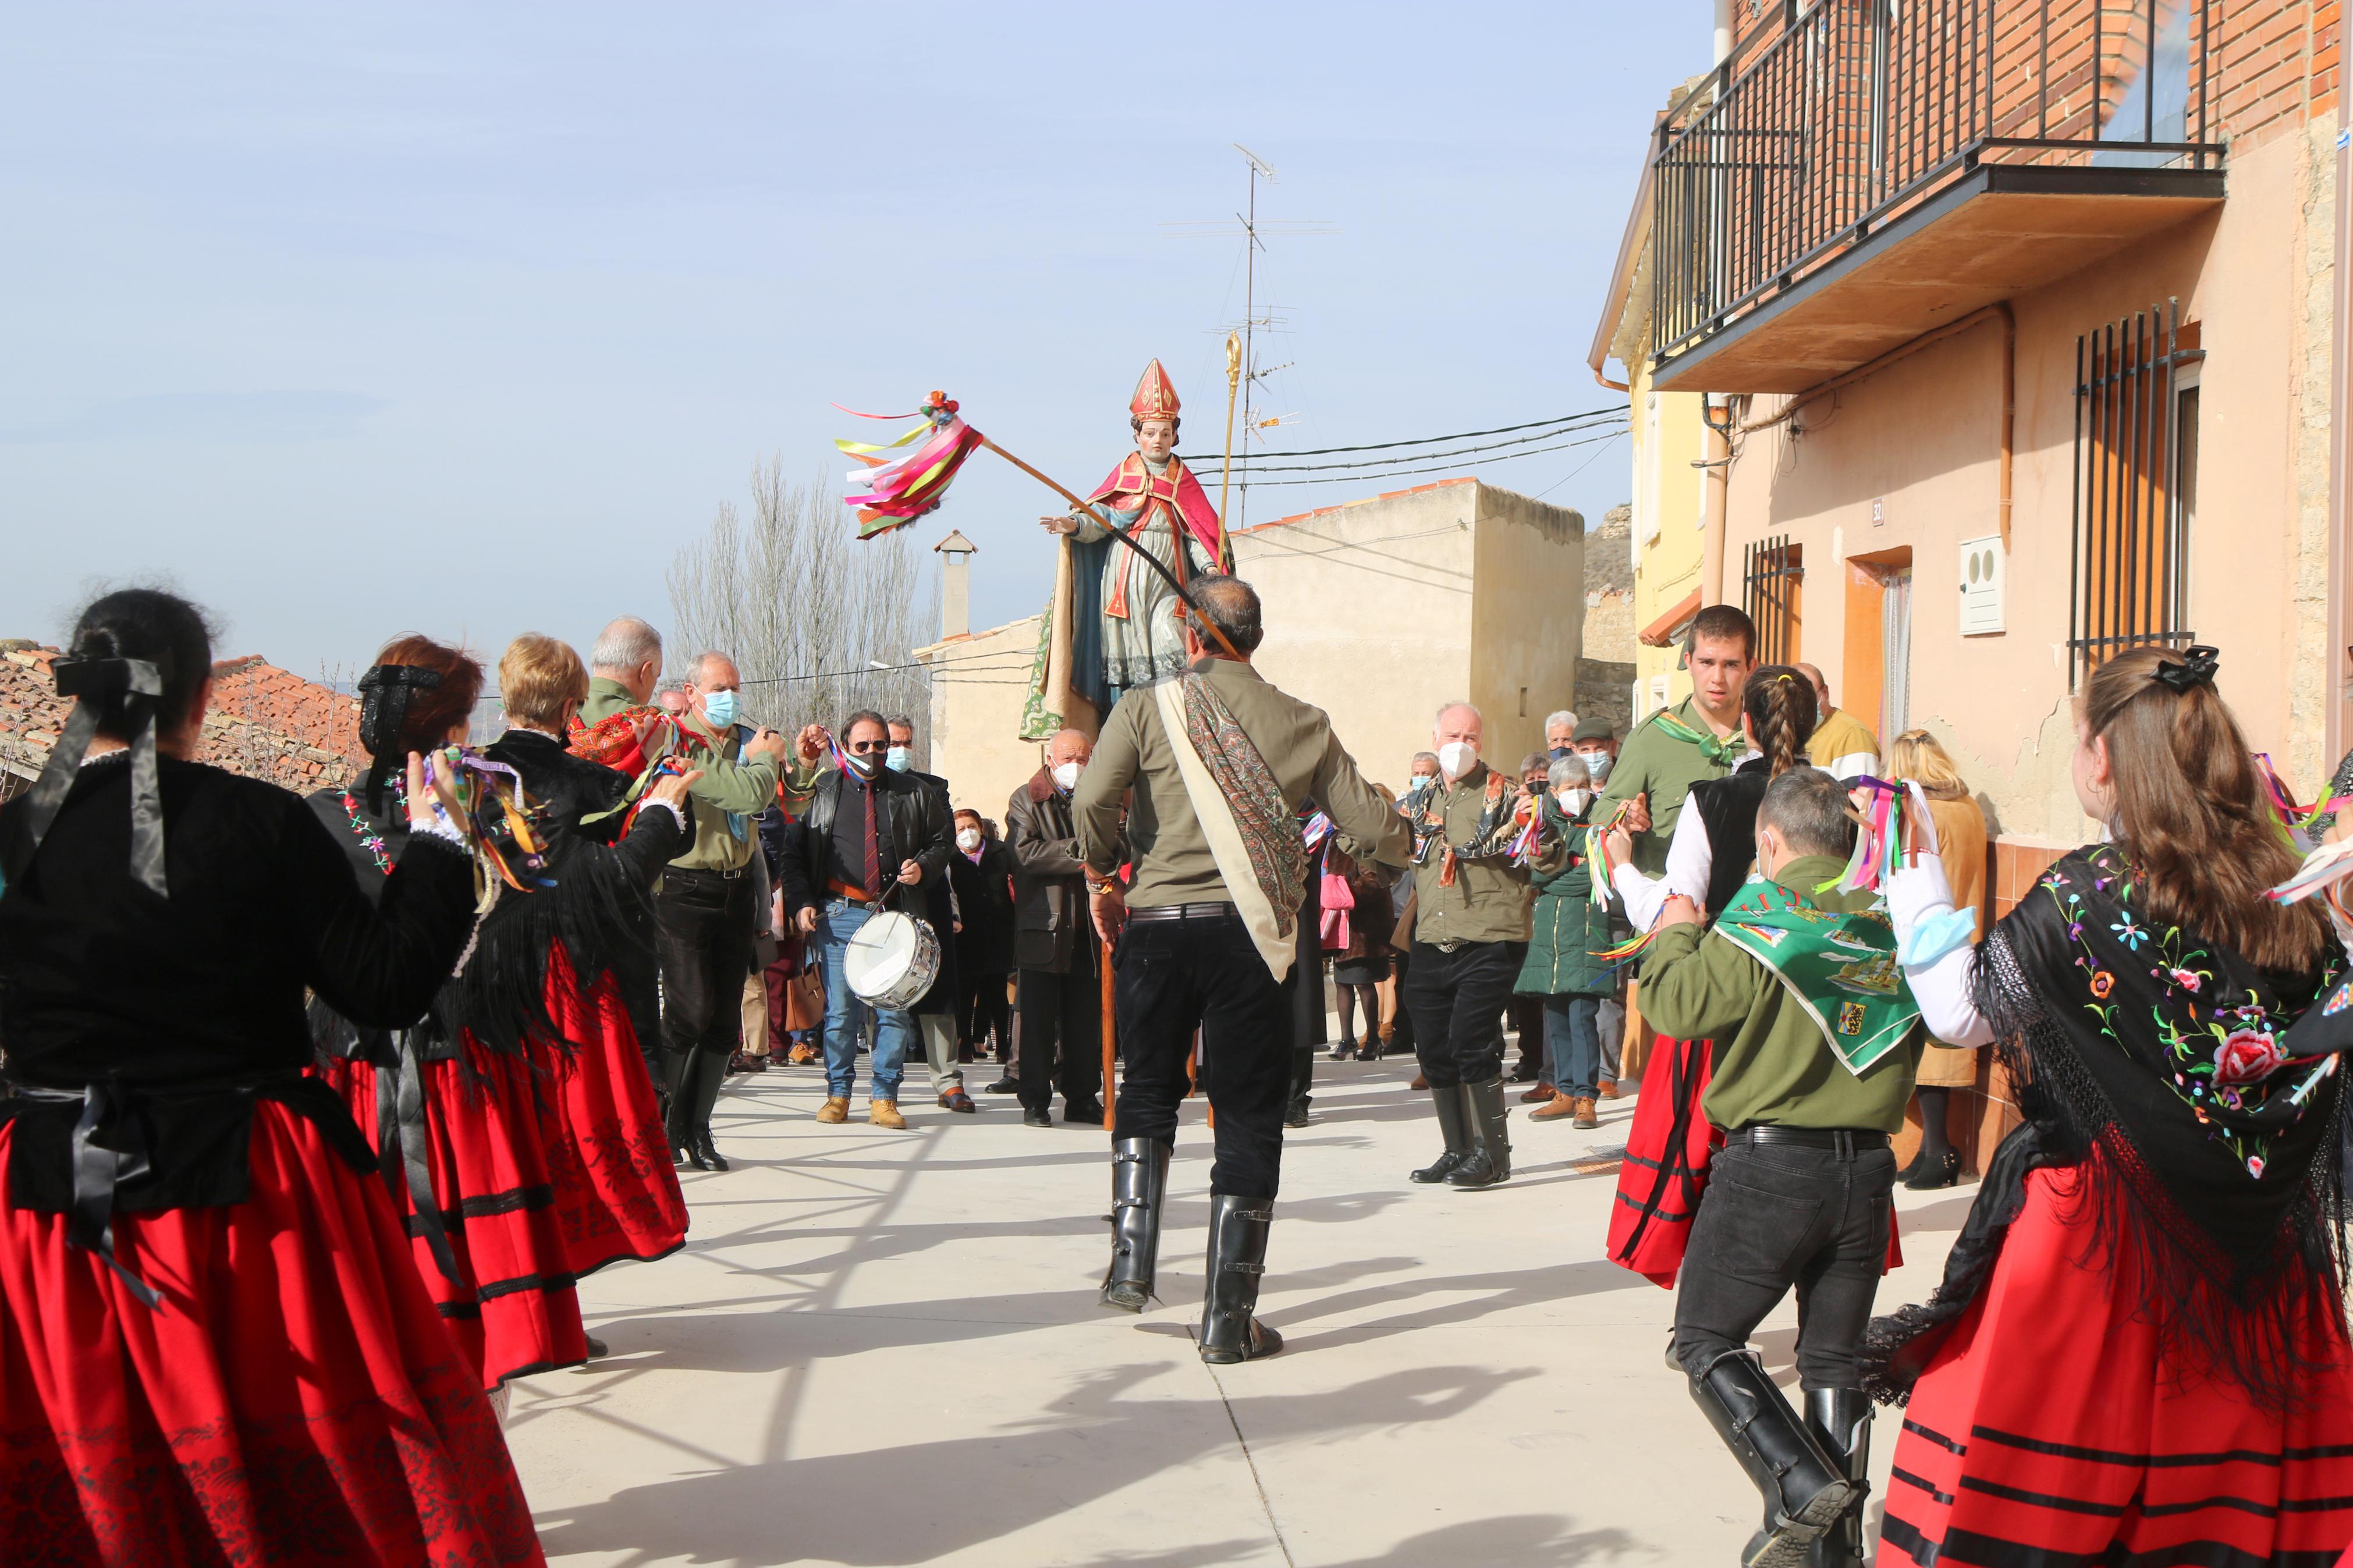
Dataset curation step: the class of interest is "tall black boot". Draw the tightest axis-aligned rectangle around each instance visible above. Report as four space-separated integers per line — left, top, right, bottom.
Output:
1688 1350 1858 1568
668 1048 729 1172
1446 1078 1512 1188
1409 1085 1472 1183
1805 1388 1873 1568
1285 1044 1314 1128
1198 1193 1282 1364
1099 1137 1170 1312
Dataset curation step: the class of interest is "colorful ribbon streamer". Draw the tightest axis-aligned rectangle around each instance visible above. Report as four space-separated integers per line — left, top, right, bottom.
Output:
1818 776 1905 898
835 392 988 539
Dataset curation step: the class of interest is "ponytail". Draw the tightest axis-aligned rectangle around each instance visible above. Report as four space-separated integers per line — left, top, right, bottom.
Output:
1742 666 1820 778
65 588 217 742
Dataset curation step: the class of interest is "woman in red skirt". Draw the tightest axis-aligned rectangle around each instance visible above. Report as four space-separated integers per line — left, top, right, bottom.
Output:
478 634 691 1281
1873 644 2353 1567
0 589 541 1564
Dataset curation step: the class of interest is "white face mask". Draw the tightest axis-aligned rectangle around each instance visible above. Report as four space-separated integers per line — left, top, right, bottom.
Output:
1052 759 1083 792
1555 787 1591 816
1436 740 1477 781
956 827 982 852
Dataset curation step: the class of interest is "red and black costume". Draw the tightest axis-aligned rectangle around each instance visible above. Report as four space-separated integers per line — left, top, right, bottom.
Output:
0 749 543 1564
1868 845 2353 1566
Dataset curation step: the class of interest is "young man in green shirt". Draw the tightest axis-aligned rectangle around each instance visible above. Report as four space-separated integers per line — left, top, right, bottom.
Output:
1638 766 1922 1568
1593 604 1756 878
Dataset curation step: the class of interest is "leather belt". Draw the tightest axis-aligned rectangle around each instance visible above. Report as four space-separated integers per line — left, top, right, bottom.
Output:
826 876 882 906
1723 1125 1890 1158
1126 901 1239 923
670 863 750 883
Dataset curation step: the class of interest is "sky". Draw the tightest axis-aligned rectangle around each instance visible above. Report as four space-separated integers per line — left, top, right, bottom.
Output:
0 4 1702 688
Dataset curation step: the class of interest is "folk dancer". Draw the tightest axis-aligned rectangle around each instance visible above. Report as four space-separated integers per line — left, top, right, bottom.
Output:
1638 767 1923 1568
1074 576 1409 1361
1869 646 2353 1567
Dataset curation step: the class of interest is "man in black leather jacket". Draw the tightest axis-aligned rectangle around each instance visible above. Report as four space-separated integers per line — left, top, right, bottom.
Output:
1005 727 1110 1129
778 711 953 1129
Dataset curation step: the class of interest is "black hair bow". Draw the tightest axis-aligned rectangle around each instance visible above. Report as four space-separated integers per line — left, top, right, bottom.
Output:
0 657 167 898
356 663 443 815
2153 644 2220 693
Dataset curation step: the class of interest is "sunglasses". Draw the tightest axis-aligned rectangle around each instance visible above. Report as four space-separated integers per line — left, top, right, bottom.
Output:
846 739 888 755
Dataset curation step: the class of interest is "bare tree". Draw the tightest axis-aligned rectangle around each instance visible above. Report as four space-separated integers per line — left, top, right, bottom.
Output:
668 461 936 760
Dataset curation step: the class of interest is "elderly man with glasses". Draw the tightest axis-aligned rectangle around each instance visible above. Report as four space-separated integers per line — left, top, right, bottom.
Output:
779 710 954 1129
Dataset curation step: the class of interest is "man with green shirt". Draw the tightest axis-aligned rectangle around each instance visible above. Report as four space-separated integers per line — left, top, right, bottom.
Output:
1638 767 1922 1568
581 616 675 1100
1593 604 1758 879
612 643 789 1173
1400 700 1565 1192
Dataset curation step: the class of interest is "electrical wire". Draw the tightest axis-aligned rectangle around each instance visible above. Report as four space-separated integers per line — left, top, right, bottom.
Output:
1224 415 1627 475
1237 427 1630 486
1219 407 1621 458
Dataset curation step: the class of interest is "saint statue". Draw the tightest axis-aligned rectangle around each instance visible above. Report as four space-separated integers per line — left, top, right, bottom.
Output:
1024 359 1225 737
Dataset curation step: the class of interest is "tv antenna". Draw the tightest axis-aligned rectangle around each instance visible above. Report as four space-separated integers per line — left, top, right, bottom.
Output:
1160 144 1336 532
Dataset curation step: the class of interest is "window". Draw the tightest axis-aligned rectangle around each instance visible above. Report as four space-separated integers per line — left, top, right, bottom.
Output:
2068 300 2202 687
1742 535 1803 665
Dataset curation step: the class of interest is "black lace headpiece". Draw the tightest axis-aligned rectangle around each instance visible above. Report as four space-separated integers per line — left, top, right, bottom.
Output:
357 663 443 815
2154 643 2220 692
0 657 167 898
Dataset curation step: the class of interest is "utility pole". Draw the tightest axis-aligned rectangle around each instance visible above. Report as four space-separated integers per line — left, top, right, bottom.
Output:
1234 143 1276 535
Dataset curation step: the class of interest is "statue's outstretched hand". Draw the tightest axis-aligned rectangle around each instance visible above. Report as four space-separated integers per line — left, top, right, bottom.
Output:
1039 513 1082 536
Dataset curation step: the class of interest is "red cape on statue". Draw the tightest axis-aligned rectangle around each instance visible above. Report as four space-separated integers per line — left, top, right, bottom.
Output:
1088 454 1222 561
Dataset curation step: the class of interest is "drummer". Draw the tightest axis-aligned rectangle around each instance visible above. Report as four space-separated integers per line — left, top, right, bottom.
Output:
779 710 956 1129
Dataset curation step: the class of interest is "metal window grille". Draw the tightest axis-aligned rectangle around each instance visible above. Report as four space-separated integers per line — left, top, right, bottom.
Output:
2067 298 2201 688
1742 535 1804 665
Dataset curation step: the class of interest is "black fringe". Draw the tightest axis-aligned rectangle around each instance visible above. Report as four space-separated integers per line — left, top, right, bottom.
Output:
1861 929 2350 1416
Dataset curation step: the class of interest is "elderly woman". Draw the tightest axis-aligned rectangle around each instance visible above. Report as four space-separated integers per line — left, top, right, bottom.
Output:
1514 753 1615 1128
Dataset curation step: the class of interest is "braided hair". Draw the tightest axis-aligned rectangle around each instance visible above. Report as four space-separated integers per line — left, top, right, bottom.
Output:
1742 665 1820 778
66 588 218 743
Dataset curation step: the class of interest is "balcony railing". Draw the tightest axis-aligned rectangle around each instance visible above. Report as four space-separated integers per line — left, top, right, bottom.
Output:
1652 0 2224 365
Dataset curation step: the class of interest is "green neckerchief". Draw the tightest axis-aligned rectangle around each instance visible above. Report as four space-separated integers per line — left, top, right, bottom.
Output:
1646 706 1744 767
1713 875 1919 1076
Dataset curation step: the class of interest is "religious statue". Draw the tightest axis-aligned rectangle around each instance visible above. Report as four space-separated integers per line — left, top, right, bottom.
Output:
1024 360 1225 737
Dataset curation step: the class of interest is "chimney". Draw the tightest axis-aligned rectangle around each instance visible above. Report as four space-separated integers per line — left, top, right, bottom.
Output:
934 530 977 640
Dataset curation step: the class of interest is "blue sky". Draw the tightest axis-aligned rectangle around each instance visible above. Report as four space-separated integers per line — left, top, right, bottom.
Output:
0 4 1701 683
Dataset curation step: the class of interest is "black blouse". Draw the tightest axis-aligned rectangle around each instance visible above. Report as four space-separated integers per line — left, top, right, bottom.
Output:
0 753 473 1087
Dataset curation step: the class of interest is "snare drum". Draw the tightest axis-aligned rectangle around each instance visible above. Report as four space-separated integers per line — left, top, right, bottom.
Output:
842 909 941 1010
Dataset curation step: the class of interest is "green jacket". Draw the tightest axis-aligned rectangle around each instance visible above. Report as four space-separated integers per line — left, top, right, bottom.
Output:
581 680 779 873
1637 853 1922 1133
1408 761 1564 948
1514 797 1614 997
1593 695 1738 877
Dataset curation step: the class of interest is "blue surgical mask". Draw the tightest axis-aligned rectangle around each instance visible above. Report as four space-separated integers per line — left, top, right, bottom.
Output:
1578 748 1614 784
701 689 738 728
885 745 912 773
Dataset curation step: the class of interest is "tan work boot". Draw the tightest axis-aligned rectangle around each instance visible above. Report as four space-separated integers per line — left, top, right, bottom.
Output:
815 1097 850 1125
1529 1091 1581 1122
1573 1096 1600 1129
868 1099 907 1130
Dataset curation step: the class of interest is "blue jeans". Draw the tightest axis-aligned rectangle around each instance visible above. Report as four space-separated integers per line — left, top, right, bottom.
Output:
818 901 915 1101
1543 994 1600 1100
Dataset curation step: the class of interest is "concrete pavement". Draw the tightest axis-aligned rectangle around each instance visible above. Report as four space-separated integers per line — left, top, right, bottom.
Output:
507 1054 1970 1567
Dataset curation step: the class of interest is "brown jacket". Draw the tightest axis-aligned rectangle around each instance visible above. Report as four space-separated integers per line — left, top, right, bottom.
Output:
1006 768 1096 973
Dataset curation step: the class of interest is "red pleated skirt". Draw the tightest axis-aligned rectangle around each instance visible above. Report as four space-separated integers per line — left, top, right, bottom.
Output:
1607 1035 1720 1288
531 945 687 1279
0 1101 544 1567
1879 1159 2353 1567
322 1044 588 1391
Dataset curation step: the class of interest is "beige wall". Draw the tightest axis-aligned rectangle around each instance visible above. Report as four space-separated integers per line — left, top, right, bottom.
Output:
1231 481 1479 793
916 614 1049 830
1630 369 1710 721
1468 483 1586 768
1719 126 2333 844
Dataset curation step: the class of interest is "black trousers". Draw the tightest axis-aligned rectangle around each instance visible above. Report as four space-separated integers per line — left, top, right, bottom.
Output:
1671 1136 1897 1390
1016 952 1102 1113
1403 939 1518 1089
656 870 755 1064
957 969 1012 1057
1113 908 1291 1198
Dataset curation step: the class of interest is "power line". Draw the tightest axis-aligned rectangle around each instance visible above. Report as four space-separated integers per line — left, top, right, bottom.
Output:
1226 415 1627 475
1222 407 1621 459
1237 427 1631 486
